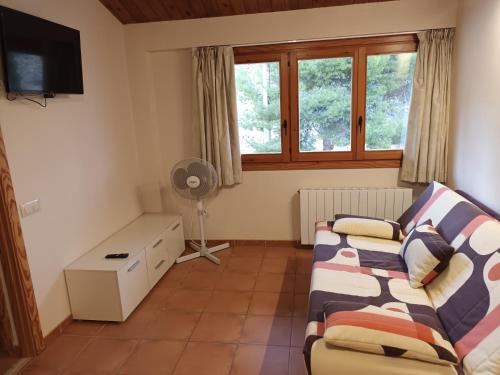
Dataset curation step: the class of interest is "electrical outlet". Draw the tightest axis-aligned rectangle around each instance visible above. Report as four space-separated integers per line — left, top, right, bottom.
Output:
20 199 41 218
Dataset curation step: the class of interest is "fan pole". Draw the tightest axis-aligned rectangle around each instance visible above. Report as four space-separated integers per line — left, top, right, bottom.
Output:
175 199 230 265
197 200 207 249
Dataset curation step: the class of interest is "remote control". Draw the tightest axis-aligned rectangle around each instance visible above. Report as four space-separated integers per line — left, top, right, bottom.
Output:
105 253 129 259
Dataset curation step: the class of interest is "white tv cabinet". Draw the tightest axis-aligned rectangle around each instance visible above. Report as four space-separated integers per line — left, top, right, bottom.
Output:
64 214 184 322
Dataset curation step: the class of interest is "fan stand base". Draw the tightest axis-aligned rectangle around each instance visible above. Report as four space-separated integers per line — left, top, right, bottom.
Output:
175 241 230 265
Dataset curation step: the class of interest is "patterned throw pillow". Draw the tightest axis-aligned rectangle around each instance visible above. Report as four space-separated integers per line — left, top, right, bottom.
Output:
332 214 404 241
400 220 455 288
323 301 458 365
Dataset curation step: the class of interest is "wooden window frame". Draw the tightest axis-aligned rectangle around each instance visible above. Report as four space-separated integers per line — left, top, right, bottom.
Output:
234 34 418 171
356 42 419 161
290 47 358 162
234 52 290 164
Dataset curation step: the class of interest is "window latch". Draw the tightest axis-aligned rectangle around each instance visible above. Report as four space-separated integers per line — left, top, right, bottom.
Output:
283 119 288 136
358 116 363 132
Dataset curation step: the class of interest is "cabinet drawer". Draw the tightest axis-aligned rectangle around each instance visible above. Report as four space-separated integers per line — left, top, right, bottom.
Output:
165 219 185 260
117 252 149 320
145 232 170 287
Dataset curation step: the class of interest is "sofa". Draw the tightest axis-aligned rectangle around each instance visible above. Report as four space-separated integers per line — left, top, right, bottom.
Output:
304 182 499 375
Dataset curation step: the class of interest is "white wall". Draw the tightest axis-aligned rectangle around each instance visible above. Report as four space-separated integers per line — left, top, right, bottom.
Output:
125 0 458 241
0 0 141 335
0 0 461 336
449 0 500 213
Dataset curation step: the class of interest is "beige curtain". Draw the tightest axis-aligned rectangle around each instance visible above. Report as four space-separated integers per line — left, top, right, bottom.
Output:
193 46 242 186
401 29 455 183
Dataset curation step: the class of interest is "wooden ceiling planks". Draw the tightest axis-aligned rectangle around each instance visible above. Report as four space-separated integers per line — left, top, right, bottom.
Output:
99 0 394 24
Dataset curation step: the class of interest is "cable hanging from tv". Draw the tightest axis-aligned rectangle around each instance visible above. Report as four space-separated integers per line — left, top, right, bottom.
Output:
6 92 54 108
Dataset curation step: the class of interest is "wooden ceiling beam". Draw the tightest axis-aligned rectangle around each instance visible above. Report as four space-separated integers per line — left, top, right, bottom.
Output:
99 0 395 24
99 0 135 24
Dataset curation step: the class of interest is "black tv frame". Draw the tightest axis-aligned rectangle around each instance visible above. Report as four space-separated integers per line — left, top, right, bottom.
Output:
0 5 84 95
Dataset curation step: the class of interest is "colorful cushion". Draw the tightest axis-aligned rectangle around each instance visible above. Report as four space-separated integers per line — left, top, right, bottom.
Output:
332 214 404 241
323 301 458 366
400 221 454 288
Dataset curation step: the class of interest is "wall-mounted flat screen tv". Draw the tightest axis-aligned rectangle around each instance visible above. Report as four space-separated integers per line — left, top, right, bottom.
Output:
0 6 83 94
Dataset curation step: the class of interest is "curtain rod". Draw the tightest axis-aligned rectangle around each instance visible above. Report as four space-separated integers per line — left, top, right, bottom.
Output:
200 30 422 49
159 28 452 52
198 28 453 49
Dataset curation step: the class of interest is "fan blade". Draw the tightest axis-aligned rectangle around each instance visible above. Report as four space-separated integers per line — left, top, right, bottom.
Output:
188 161 210 178
191 180 211 198
172 168 189 189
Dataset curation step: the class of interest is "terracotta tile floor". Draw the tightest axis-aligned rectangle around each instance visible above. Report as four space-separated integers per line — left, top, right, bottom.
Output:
20 245 311 375
0 350 23 374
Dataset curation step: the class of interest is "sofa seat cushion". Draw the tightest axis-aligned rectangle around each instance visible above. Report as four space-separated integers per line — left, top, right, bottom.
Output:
401 220 455 288
323 301 458 365
304 222 458 373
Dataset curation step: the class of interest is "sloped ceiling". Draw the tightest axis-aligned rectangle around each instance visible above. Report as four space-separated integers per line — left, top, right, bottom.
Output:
99 0 395 24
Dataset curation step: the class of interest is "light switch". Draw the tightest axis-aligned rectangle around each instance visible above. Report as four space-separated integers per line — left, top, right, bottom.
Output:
20 199 41 218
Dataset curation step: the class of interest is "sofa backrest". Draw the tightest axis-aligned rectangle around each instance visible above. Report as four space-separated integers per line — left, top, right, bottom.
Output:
456 190 500 221
398 182 500 375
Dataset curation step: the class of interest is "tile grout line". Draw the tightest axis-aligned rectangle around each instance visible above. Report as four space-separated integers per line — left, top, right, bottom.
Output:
227 342 240 375
60 333 95 374
21 332 98 374
114 338 140 375
288 346 294 375
169 340 189 375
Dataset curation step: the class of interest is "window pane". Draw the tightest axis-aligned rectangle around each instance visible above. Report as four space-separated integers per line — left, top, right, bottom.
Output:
365 53 416 150
298 57 352 152
235 62 281 154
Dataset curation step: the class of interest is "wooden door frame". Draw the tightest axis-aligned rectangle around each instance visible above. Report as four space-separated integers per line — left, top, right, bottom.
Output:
0 272 16 355
0 126 44 357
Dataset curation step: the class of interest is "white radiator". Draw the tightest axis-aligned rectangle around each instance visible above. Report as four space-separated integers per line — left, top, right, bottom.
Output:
299 187 413 245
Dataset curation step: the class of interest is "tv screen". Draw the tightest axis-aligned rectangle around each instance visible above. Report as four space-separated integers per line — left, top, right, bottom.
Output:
0 6 83 94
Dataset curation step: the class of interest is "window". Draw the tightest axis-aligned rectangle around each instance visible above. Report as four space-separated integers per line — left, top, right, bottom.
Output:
234 35 418 170
298 56 353 153
235 61 281 154
364 53 416 151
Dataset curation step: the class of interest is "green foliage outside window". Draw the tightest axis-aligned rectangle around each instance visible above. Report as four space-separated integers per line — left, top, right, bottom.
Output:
298 57 352 152
235 62 281 154
235 52 416 154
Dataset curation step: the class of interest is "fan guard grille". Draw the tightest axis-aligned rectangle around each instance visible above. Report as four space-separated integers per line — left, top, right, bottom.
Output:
170 158 218 200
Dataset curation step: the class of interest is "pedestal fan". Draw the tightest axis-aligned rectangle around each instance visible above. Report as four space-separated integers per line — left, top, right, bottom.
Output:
171 158 229 264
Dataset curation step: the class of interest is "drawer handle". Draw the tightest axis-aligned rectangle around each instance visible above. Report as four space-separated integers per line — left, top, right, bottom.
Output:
127 260 141 272
172 223 180 231
155 259 165 270
153 239 163 248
